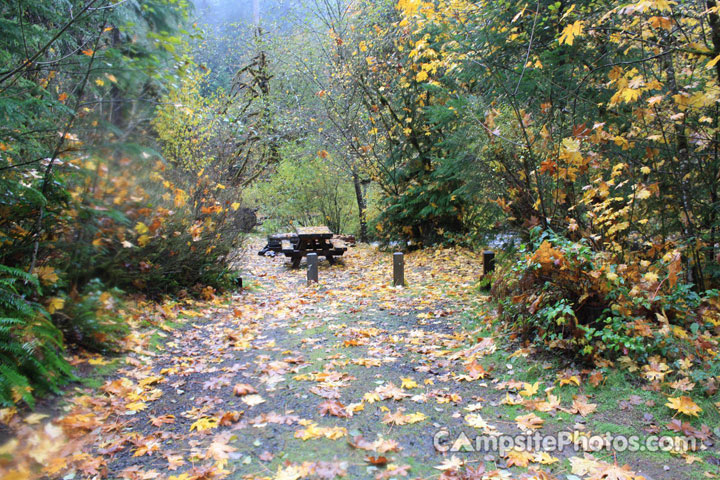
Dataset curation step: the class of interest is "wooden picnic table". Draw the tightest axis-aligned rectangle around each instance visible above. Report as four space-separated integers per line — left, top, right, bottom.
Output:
258 226 348 268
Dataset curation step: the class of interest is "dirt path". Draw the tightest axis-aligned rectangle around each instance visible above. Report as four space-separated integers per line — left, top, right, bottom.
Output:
2 241 715 480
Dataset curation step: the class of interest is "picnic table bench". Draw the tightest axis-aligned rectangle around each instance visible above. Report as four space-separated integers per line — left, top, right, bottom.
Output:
258 226 348 268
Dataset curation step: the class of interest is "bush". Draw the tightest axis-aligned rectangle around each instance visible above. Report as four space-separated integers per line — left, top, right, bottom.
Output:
0 265 73 407
46 152 246 298
104 212 242 297
52 281 128 353
492 228 720 365
247 145 359 235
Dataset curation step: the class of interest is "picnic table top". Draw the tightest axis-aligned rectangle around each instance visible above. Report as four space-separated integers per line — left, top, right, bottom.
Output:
268 232 298 241
267 226 334 242
296 226 333 239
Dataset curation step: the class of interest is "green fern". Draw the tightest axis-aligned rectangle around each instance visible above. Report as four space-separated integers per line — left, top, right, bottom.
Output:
0 264 72 407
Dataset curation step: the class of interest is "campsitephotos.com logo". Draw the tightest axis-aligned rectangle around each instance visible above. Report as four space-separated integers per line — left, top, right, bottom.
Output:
433 429 699 455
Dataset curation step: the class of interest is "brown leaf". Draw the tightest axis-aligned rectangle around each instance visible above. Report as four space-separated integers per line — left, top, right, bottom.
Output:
233 383 257 396
148 414 175 427
319 400 350 418
365 455 389 465
569 395 597 417
515 413 544 431
310 386 341 399
218 410 243 426
165 453 185 471
205 433 237 466
588 371 604 387
313 460 348 479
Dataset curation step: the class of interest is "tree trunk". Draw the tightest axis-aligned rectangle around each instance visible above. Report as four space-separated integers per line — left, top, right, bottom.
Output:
352 169 368 242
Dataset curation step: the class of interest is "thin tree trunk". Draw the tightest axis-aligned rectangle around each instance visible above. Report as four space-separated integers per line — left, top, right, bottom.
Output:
352 169 368 242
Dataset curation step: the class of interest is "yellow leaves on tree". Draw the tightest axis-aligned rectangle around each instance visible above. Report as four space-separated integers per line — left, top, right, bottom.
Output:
396 0 421 16
173 188 188 207
558 20 584 46
529 240 565 273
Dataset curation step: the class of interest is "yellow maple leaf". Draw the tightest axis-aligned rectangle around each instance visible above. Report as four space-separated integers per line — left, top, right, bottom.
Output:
618 87 641 103
24 413 48 425
34 266 59 285
519 381 540 397
643 271 659 283
401 377 418 389
652 0 673 12
397 0 421 16
666 396 702 417
637 188 652 199
558 374 581 386
125 401 147 412
505 447 534 467
405 412 427 424
434 455 464 470
534 451 559 465
168 474 192 480
363 392 381 403
558 20 584 46
275 465 302 480
46 297 64 314
135 222 149 234
174 189 188 207
190 417 218 431
242 394 265 406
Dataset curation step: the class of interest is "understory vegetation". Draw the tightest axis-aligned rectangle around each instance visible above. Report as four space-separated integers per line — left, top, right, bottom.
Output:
0 1 253 405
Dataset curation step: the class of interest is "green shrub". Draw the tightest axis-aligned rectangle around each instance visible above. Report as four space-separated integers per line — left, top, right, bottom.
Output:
492 228 720 365
0 265 73 407
247 146 359 235
52 281 128 353
105 221 241 297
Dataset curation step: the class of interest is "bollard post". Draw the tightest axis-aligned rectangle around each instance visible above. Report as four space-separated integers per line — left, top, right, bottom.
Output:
393 252 405 287
307 253 319 285
483 250 495 276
